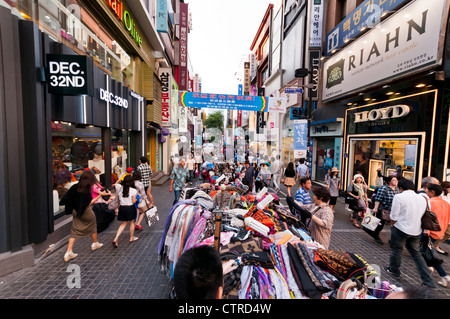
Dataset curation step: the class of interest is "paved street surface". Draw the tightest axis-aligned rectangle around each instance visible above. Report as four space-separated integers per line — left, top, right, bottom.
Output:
0 179 449 299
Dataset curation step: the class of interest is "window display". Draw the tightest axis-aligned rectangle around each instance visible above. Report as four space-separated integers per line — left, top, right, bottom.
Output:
111 129 130 183
315 138 336 183
350 139 418 190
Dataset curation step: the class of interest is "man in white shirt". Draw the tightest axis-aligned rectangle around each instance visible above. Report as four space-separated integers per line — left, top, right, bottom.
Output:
272 155 284 193
186 154 196 185
296 158 309 185
383 179 436 288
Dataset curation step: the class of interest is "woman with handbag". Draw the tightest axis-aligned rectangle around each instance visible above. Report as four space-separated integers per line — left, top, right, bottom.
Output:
112 175 138 248
346 174 368 228
326 167 341 213
424 184 450 287
368 176 399 245
283 162 297 197
133 171 151 231
60 170 107 262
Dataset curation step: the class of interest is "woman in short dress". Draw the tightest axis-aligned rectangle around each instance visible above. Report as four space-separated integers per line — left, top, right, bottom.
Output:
112 175 138 247
283 162 297 197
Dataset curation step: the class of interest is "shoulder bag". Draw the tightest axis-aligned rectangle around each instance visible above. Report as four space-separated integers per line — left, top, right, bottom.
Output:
421 198 441 232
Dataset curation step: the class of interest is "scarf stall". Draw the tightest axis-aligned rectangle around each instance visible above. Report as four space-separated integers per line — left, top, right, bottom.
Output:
158 181 402 299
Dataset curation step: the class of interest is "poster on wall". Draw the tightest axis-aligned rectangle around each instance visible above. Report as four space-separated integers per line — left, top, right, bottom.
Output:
404 144 417 167
294 120 308 159
322 0 447 102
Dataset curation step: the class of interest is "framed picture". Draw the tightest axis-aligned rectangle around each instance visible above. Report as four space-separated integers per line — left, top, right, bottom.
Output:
386 169 396 177
368 159 385 190
403 171 414 181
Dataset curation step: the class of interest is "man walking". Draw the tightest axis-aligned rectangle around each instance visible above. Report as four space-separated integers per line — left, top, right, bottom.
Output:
272 155 284 193
242 161 254 192
383 179 436 288
136 156 154 206
296 158 309 185
169 158 189 205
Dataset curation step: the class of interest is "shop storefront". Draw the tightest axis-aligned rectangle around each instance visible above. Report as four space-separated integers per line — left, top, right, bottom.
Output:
310 119 344 185
321 0 450 191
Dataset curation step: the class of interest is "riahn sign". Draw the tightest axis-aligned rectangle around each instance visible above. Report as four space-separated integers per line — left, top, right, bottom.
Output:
106 0 143 47
322 0 447 102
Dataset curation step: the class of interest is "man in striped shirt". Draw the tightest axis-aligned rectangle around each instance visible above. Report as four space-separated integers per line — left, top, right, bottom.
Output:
137 156 154 206
295 177 312 205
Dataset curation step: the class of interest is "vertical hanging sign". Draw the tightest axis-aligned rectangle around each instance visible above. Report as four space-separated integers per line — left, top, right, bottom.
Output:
159 68 172 126
294 120 308 158
156 0 168 33
178 2 189 91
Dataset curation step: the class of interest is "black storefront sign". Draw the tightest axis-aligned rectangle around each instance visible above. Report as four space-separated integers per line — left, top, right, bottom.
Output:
46 54 94 96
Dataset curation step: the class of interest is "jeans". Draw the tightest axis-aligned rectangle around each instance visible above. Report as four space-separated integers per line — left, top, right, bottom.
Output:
430 237 448 277
389 226 436 287
173 189 181 206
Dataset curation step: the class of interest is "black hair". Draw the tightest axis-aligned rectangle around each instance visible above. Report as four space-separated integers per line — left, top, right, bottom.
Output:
122 174 135 198
77 170 97 194
133 170 142 181
426 183 443 197
312 186 331 203
299 158 305 164
402 284 440 299
398 178 415 191
300 177 311 187
385 175 397 184
140 156 149 164
173 246 223 299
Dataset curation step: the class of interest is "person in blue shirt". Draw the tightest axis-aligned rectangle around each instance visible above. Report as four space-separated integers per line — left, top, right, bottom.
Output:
295 177 312 205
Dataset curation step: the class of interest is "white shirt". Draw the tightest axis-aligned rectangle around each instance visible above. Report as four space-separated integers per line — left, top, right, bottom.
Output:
118 187 137 206
390 190 427 236
297 164 309 177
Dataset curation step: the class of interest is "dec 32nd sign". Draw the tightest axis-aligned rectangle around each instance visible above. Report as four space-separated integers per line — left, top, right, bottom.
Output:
46 54 93 96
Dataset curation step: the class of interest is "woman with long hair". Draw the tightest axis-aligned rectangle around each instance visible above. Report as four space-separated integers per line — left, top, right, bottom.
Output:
60 170 107 262
112 175 138 247
283 162 296 197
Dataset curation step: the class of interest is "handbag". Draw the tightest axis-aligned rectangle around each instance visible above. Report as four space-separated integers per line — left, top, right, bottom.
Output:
107 194 119 211
145 206 159 227
361 209 381 231
381 209 391 222
420 235 443 267
421 198 441 232
356 198 367 210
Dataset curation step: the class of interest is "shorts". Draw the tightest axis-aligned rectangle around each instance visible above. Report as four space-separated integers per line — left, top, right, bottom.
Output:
329 196 338 206
138 200 147 209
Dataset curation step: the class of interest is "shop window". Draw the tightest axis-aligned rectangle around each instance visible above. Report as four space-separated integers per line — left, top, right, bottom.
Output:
349 139 418 190
315 138 336 183
111 129 130 184
51 121 104 214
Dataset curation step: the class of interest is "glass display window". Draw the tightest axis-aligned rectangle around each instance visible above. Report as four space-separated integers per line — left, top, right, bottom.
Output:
111 129 130 183
315 138 336 183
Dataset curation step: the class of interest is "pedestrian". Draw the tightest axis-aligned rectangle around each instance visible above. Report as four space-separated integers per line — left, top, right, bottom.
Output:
136 156 154 207
195 152 203 178
112 175 139 247
326 167 341 213
346 174 368 228
272 155 284 193
173 245 224 299
296 158 309 185
169 158 189 205
60 170 105 262
114 167 134 185
283 162 296 197
133 170 151 231
186 154 196 185
368 176 400 245
383 179 436 288
418 176 440 198
295 177 312 205
296 186 334 249
423 183 450 287
434 181 450 254
256 163 271 192
242 161 255 192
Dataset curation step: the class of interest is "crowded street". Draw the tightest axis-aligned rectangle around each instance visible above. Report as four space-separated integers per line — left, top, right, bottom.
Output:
1 0 450 305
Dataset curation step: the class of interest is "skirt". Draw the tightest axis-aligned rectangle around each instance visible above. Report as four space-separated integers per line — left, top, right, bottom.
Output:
284 177 296 187
71 206 97 238
118 205 137 221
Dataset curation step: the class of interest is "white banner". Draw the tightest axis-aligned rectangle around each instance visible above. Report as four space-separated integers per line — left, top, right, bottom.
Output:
268 97 287 113
322 0 446 102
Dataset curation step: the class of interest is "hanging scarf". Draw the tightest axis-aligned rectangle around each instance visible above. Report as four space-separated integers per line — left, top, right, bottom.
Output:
353 182 365 199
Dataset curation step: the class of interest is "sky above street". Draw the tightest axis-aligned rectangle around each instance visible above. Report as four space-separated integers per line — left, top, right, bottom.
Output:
186 0 275 95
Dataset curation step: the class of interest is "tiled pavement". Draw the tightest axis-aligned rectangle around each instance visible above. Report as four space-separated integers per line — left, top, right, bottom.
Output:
0 180 449 299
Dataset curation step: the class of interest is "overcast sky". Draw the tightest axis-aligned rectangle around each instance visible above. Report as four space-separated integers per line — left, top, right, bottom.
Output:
186 0 275 95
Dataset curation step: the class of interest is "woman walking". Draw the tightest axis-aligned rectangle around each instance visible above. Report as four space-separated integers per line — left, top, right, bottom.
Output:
113 175 138 247
283 162 297 197
326 167 341 212
347 174 368 228
60 170 106 262
133 170 151 231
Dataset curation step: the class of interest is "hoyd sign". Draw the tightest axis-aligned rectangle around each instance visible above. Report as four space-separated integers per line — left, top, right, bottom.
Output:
354 105 410 123
46 54 93 96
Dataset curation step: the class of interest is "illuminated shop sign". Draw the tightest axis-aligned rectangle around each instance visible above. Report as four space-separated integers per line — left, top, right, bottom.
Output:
99 88 129 108
106 0 143 47
354 105 410 123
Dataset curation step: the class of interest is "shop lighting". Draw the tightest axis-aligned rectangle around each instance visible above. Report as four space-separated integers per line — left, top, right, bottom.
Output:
364 98 371 101
415 84 426 88
386 92 395 95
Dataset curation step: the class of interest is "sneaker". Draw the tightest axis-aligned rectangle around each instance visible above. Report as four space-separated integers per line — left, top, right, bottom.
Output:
383 266 400 278
135 225 144 230
91 242 104 251
64 251 78 262
375 238 384 245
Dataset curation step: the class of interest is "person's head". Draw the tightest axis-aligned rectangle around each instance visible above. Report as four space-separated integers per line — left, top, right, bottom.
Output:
179 158 186 167
312 186 331 205
245 161 250 167
441 181 450 195
386 285 439 299
173 246 223 299
299 158 305 164
386 175 398 187
287 162 294 170
133 170 142 181
122 174 135 197
425 183 443 198
140 156 149 164
398 178 416 192
300 177 312 190
127 167 133 174
329 167 339 177
421 176 440 189
353 174 364 184
77 170 98 193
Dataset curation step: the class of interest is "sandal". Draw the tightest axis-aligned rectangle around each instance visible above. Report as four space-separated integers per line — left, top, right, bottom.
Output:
129 237 139 243
353 223 361 228
112 240 118 248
